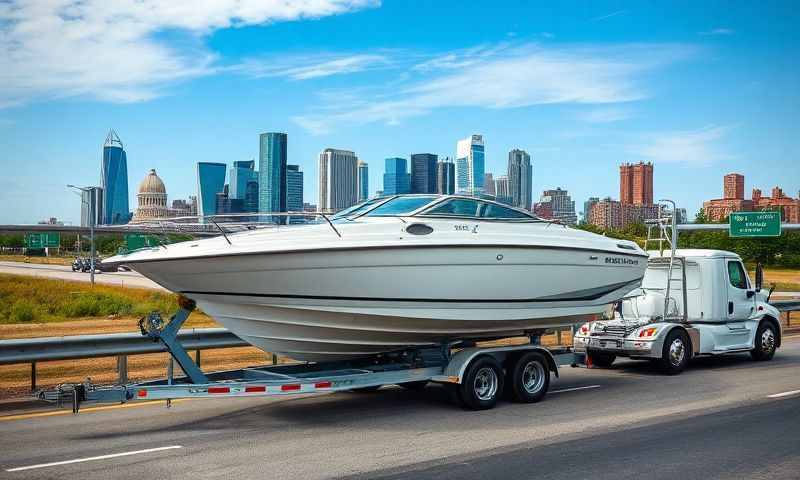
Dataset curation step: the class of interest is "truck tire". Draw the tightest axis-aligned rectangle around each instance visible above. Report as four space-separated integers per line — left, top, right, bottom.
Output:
587 350 616 368
459 356 504 410
750 322 777 361
508 352 550 403
658 329 690 375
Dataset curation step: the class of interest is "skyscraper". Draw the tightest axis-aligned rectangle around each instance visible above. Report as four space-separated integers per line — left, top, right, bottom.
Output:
230 160 257 201
319 148 358 212
196 162 226 217
100 130 130 224
383 157 411 195
410 153 438 194
357 161 369 201
286 164 303 212
620 161 653 205
244 180 259 213
80 187 103 227
494 175 511 204
508 149 532 210
455 134 485 195
436 158 455 195
483 173 495 196
535 188 577 225
724 173 745 200
259 132 288 215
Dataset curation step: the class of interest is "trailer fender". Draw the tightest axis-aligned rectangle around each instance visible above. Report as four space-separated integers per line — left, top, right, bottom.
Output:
434 345 559 384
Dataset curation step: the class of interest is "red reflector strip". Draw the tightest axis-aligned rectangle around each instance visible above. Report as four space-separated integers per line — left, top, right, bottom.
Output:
314 381 332 389
137 389 147 398
208 386 230 394
281 384 301 392
245 385 266 393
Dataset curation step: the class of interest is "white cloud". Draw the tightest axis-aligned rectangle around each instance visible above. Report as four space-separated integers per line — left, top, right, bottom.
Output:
293 42 697 134
699 28 735 36
0 0 378 107
234 53 390 80
577 107 633 124
629 125 733 165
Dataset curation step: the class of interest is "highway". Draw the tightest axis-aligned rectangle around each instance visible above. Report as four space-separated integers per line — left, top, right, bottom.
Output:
1 336 798 479
0 261 164 290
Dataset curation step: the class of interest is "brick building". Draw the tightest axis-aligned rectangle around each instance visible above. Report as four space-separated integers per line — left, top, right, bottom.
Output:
620 161 653 205
703 174 799 222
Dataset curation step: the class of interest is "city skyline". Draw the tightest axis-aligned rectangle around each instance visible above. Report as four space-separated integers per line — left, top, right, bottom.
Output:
1 1 799 223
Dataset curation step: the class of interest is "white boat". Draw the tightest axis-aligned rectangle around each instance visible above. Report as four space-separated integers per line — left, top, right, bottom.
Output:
107 195 648 361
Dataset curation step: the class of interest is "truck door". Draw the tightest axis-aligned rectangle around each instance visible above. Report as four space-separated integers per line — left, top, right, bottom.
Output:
723 259 754 348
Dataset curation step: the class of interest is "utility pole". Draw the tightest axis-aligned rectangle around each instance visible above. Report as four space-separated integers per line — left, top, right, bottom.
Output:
68 184 98 286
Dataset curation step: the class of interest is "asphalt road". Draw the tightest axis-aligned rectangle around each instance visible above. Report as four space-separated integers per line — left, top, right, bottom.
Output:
1 337 799 479
0 261 164 290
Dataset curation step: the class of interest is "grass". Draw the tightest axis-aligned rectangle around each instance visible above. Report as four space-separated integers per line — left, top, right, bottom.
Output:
748 268 800 293
0 273 180 324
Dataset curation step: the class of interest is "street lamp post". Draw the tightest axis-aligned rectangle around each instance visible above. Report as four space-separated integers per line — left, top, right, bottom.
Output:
67 184 98 286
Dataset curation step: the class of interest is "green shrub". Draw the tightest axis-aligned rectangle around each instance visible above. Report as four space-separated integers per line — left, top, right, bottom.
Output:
10 300 36 322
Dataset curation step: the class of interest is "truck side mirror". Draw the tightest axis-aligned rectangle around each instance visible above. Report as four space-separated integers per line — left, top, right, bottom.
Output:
755 262 764 292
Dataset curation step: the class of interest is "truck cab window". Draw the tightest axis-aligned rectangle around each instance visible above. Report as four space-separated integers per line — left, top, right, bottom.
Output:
727 261 748 289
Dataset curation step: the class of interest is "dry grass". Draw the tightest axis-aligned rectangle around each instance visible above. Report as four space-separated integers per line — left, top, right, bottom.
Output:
0 273 179 324
0 255 73 266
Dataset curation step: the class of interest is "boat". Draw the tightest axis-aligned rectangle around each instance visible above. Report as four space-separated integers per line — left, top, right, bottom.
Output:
106 194 649 362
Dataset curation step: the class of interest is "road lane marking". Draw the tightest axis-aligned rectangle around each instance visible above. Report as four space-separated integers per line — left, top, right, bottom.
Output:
5 445 183 472
767 389 800 399
0 399 188 422
550 385 601 394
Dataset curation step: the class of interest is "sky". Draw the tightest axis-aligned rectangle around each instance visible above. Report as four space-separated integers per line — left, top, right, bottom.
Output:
1 0 799 224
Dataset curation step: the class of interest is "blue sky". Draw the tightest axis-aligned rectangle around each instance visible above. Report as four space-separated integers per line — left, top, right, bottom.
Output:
1 0 798 224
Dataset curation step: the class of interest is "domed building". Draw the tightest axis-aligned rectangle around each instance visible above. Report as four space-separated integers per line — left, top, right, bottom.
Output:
131 169 169 223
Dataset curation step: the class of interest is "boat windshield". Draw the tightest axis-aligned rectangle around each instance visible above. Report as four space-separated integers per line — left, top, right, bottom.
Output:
419 197 535 221
331 197 388 220
364 196 439 216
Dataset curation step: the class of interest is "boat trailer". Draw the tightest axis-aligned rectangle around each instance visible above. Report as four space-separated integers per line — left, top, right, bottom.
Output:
39 299 585 412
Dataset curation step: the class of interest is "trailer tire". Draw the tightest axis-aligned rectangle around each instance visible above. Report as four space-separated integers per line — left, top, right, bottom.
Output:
508 352 550 403
459 356 503 410
399 381 428 391
658 329 690 375
587 350 616 368
750 321 777 361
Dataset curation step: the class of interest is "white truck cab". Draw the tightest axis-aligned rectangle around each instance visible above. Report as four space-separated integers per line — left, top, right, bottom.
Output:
573 249 782 374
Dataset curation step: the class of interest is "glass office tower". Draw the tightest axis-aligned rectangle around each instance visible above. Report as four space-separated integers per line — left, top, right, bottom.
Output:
383 157 411 195
230 160 257 201
455 134 484 195
258 133 288 217
410 153 438 194
101 130 130 224
357 161 369 201
196 162 227 217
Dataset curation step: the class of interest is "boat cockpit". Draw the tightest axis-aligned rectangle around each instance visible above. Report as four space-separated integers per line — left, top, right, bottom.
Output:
332 194 542 223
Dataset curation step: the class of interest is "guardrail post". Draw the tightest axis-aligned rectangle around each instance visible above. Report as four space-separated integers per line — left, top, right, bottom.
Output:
272 353 277 365
30 362 36 392
117 355 128 384
195 349 201 367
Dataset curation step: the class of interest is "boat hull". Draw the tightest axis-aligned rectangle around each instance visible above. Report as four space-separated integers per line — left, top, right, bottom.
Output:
130 245 646 361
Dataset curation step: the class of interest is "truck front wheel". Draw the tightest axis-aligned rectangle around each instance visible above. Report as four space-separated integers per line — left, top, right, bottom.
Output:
587 350 616 368
750 322 777 361
658 330 690 375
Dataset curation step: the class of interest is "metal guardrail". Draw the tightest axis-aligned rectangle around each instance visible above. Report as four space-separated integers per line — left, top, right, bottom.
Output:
0 328 246 365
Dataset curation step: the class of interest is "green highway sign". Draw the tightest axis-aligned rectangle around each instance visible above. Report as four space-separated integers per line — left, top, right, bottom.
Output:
125 234 160 251
729 211 782 237
24 232 61 249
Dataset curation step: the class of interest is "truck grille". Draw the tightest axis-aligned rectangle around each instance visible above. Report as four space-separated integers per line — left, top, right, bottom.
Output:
593 324 637 338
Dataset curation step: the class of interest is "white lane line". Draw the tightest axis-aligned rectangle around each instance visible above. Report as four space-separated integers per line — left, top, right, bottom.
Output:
5 446 183 472
550 385 601 394
767 389 800 399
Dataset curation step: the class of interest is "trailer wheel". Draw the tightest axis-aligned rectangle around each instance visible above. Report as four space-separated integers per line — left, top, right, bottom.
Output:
399 380 428 391
587 350 616 368
658 330 690 375
508 352 550 403
459 356 504 410
750 322 777 361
